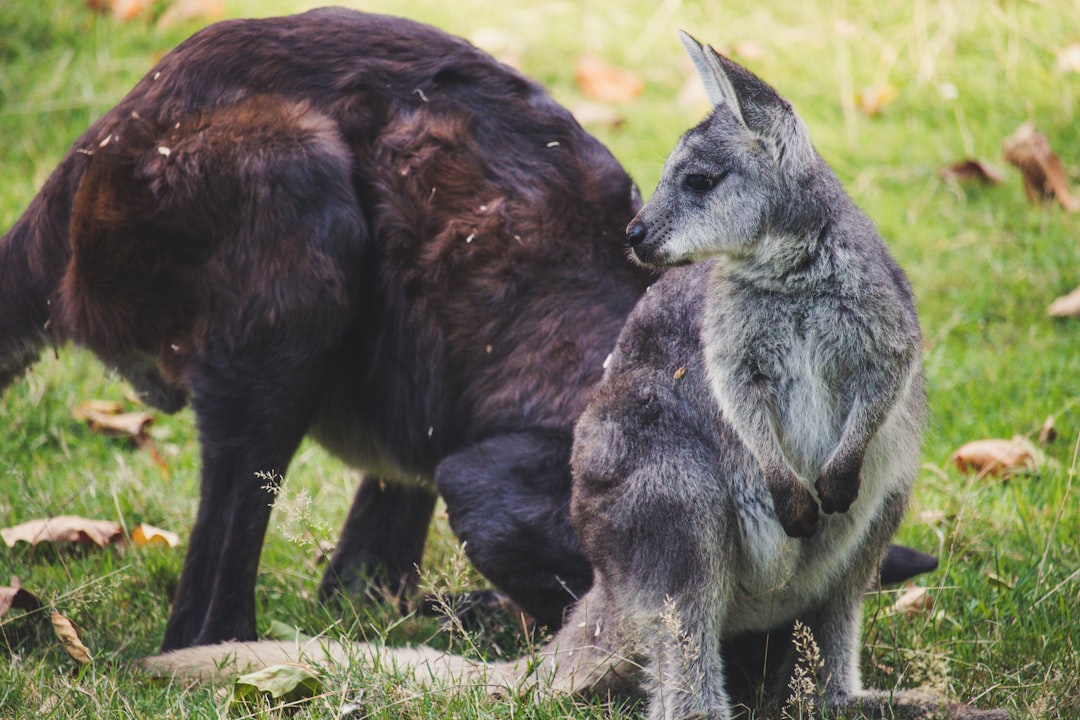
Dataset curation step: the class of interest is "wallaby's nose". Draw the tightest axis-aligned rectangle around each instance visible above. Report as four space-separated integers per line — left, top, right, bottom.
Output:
626 221 647 248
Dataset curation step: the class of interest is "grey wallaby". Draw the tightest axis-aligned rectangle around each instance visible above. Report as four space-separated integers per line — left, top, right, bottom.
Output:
146 33 1006 720
545 32 1003 719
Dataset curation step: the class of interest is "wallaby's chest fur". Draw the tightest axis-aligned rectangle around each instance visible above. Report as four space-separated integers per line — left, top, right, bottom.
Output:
572 261 922 636
703 239 923 489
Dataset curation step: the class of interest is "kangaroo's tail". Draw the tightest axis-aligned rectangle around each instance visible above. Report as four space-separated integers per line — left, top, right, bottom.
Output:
141 637 521 690
0 152 86 392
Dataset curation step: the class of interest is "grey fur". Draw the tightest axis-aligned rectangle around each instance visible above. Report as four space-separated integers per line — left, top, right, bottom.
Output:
554 34 971 720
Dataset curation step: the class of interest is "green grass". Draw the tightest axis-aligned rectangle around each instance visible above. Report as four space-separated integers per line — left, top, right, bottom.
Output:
1 0 1078 717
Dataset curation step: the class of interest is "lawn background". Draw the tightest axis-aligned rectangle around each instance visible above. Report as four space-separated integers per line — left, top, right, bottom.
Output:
1 0 1077 717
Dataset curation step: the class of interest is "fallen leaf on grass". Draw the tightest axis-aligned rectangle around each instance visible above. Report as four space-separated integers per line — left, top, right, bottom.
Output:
1002 122 1079 212
0 577 42 618
156 0 225 29
130 523 182 549
1056 44 1080 74
915 509 947 524
72 399 169 478
939 158 1005 185
1038 415 1057 445
1048 285 1080 317
1 516 123 548
856 84 899 116
74 406 154 437
731 40 766 62
51 611 92 664
468 28 525 71
71 399 125 420
109 0 152 21
230 663 322 710
951 438 1037 478
892 585 932 617
576 55 644 104
571 100 626 128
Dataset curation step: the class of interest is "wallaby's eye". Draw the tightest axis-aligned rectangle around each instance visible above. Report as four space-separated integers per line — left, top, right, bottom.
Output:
684 174 717 193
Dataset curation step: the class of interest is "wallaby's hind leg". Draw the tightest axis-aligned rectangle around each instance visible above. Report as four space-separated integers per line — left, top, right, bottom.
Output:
436 430 592 629
318 478 437 610
645 597 731 720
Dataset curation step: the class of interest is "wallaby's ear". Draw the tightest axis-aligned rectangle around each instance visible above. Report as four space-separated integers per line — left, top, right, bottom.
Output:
680 31 812 168
678 31 749 132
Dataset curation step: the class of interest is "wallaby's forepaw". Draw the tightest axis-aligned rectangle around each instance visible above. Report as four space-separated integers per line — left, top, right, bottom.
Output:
767 470 819 538
815 455 862 514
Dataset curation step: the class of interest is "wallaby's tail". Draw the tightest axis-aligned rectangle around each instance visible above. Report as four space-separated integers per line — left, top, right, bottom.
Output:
142 637 521 690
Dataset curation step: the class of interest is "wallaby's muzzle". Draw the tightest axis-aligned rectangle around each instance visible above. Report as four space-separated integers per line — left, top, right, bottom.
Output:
625 218 676 268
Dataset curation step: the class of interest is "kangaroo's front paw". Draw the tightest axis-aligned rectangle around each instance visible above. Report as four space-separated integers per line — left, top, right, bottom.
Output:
815 455 862 514
766 470 820 538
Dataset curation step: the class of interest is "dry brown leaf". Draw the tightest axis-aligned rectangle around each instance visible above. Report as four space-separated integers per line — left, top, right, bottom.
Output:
86 410 154 437
0 577 42 618
915 509 947 524
939 158 1005 185
131 523 182 549
73 399 169 477
71 399 125 422
575 55 644 104
468 28 525 71
1056 44 1080 74
832 17 859 39
1 516 123 548
731 40 766 62
73 399 153 436
51 611 92 664
1048 284 1080 317
677 74 711 114
892 585 932 617
1003 122 1079 212
110 0 152 21
571 100 626 128
157 0 225 29
951 438 1036 478
1038 415 1057 445
856 85 899 116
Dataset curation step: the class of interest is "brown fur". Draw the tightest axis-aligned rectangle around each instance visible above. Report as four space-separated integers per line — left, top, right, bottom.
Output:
0 9 647 650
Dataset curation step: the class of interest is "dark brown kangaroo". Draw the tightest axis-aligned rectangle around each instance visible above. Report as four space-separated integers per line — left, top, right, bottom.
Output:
0 9 935 651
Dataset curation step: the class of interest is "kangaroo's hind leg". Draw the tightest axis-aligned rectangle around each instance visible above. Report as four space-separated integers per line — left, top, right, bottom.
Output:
164 354 329 649
60 97 367 650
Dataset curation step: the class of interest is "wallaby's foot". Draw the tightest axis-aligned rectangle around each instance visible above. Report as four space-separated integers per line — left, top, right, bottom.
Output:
766 470 819 538
879 544 939 585
815 454 862 514
838 690 1011 719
